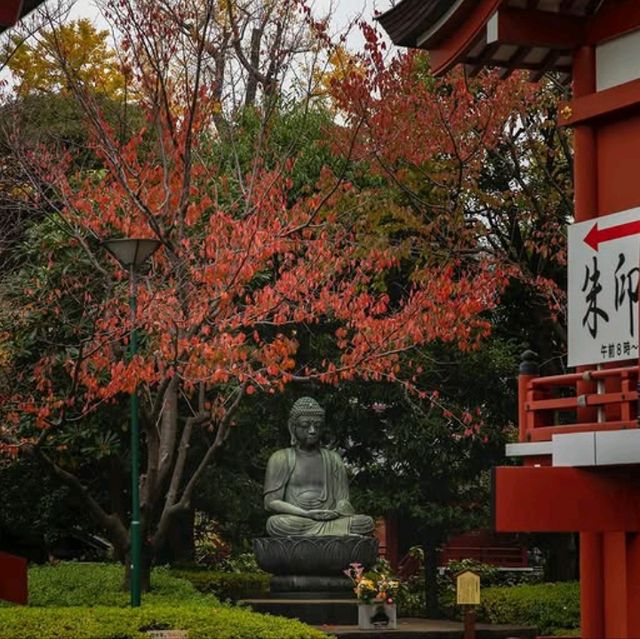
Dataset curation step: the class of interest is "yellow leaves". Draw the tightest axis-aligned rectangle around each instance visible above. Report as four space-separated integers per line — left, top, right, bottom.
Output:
8 19 126 99
314 45 364 100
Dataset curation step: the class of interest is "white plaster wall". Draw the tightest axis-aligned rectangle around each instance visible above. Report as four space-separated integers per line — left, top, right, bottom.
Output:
596 29 640 92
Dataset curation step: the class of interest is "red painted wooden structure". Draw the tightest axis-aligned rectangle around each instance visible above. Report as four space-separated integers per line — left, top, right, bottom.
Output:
0 552 28 605
438 530 528 568
379 2 640 638
375 516 401 570
0 0 47 34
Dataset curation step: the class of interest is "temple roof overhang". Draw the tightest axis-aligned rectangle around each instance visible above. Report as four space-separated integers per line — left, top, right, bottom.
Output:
0 0 48 36
377 0 638 81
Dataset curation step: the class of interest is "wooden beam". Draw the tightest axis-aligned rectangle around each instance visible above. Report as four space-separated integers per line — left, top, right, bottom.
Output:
529 49 564 82
489 7 586 50
497 67 515 81
0 0 24 27
475 46 534 80
430 0 502 76
497 46 530 80
462 55 572 75
586 0 640 45
505 46 533 68
493 466 640 532
465 42 500 77
560 77 640 127
586 0 605 15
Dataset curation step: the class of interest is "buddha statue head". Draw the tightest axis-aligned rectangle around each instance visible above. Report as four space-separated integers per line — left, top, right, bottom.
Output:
288 396 325 448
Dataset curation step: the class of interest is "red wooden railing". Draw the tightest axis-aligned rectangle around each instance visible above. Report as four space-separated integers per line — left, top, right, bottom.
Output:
439 545 528 567
519 364 639 443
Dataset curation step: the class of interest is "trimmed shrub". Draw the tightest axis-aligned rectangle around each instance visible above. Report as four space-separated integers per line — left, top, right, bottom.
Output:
172 570 270 601
22 563 204 607
0 603 329 639
437 560 543 618
440 559 542 587
478 581 580 636
0 563 328 639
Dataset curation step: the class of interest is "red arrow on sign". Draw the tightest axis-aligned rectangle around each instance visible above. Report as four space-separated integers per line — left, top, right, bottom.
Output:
584 219 640 251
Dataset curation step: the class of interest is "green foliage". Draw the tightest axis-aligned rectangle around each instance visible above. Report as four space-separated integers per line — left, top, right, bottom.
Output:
0 459 80 558
437 559 543 618
171 570 270 601
192 513 231 567
194 460 266 552
204 103 339 212
0 604 328 639
24 563 204 607
0 563 326 639
221 553 263 574
477 582 580 636
440 558 500 584
439 558 543 590
395 577 427 618
394 554 544 619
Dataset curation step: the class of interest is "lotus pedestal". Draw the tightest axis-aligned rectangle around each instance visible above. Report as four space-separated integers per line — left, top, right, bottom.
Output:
246 535 379 625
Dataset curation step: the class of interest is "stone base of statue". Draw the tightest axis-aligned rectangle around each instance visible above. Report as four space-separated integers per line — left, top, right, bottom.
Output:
269 574 354 597
247 535 378 624
253 535 378 577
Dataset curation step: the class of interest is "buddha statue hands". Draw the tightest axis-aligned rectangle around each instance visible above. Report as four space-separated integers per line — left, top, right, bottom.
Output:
263 397 375 537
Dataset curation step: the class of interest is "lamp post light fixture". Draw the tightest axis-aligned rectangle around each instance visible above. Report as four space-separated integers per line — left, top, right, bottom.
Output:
102 238 161 607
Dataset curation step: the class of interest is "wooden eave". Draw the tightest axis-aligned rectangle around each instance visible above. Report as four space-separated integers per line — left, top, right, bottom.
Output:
376 0 479 49
377 0 637 81
0 0 47 35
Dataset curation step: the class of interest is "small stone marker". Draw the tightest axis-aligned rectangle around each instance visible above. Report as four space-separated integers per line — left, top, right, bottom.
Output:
456 569 480 605
455 570 480 639
146 631 188 639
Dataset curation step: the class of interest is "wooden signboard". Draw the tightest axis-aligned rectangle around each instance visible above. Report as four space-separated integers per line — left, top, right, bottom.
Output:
456 570 480 606
146 631 188 639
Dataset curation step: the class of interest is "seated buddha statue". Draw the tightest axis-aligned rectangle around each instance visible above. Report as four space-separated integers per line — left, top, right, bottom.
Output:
263 397 375 537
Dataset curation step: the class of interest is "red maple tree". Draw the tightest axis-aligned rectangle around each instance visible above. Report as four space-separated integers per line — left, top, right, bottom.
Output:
0 1 538 584
328 26 571 361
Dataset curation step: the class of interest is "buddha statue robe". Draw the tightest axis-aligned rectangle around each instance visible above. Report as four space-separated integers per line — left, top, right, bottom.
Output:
264 447 374 537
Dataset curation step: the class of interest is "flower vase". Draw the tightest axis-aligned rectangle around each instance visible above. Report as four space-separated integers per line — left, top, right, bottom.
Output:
357 602 397 630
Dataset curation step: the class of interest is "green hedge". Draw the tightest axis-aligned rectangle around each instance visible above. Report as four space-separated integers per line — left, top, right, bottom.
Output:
171 570 270 601
478 581 580 636
0 563 327 639
19 563 203 608
0 603 328 639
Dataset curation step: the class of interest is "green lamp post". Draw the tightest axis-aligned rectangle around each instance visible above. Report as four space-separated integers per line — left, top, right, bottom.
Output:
103 238 161 607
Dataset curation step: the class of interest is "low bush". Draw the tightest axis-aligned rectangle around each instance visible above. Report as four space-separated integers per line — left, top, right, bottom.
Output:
439 559 543 588
396 560 543 618
552 629 581 637
0 603 328 639
0 563 327 639
437 559 544 617
478 581 580 636
23 563 204 607
171 570 270 601
395 575 425 617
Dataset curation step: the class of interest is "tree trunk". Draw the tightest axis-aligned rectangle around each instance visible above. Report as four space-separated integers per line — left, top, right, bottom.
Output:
155 508 195 566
